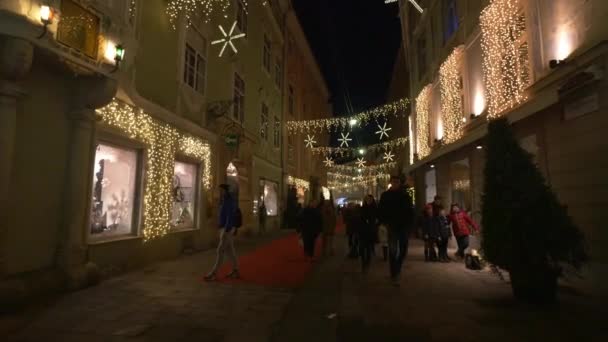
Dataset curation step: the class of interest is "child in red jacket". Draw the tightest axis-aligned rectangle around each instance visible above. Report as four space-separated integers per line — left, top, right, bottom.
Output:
449 204 479 259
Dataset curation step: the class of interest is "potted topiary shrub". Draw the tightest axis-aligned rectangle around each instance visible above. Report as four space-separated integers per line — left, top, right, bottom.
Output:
481 118 587 304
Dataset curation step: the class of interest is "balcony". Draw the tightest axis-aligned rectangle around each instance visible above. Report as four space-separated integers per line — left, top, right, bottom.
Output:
0 0 137 76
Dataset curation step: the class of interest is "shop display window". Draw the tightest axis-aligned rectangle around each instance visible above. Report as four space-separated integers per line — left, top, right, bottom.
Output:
90 143 139 238
259 180 278 216
171 161 198 229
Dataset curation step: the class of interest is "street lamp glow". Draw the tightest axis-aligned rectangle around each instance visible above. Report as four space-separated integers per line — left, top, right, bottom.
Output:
476 145 483 150
349 119 358 126
40 5 53 23
358 148 365 155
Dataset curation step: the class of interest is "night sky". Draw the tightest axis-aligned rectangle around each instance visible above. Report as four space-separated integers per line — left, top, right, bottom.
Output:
293 0 402 116
293 0 402 148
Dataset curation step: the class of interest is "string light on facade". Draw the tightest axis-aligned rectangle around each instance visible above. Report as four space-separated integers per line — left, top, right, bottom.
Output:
480 0 530 118
338 132 352 147
383 151 395 163
287 176 310 191
166 0 232 28
356 158 367 168
286 98 409 133
211 21 246 57
415 85 432 159
96 100 212 241
439 46 465 144
304 135 317 148
375 122 392 140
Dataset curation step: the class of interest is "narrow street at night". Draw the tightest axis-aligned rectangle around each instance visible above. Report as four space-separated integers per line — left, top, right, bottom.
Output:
3 228 605 341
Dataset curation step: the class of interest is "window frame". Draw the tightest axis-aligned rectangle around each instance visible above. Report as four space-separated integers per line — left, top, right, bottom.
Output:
88 132 145 243
170 157 202 231
260 102 269 140
236 0 248 34
233 72 246 122
274 57 283 88
183 43 207 95
263 33 272 74
273 116 281 148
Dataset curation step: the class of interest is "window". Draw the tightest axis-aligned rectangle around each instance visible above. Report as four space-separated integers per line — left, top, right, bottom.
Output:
236 0 248 33
288 135 295 162
90 143 139 238
260 103 269 140
184 43 207 94
263 34 271 73
417 35 427 80
259 180 278 217
443 0 459 43
233 73 245 122
57 0 100 58
274 58 283 88
171 161 198 229
273 116 280 148
288 85 295 114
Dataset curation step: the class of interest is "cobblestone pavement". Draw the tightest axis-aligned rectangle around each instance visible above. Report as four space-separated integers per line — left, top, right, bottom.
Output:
3 231 607 342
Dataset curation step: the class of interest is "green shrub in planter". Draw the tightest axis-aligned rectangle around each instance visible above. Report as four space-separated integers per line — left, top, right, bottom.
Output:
481 118 587 304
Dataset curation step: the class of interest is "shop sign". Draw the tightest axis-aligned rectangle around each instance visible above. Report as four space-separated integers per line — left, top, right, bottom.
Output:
225 134 239 148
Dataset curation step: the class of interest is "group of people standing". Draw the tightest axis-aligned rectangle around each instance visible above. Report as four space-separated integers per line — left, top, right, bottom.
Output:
419 196 479 263
296 197 337 261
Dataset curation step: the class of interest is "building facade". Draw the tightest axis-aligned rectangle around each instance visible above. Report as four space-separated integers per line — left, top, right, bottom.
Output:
398 0 608 294
0 0 329 305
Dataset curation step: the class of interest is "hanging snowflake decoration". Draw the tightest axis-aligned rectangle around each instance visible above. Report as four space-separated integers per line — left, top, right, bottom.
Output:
211 21 246 57
356 158 367 168
338 133 352 147
375 122 392 140
304 135 317 148
383 151 395 163
323 156 334 167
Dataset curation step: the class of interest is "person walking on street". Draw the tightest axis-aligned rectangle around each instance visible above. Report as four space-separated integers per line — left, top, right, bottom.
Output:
419 204 437 262
434 207 452 262
449 203 479 259
298 198 323 262
344 203 359 258
378 176 415 286
258 201 267 235
205 184 239 281
320 197 337 257
360 195 378 273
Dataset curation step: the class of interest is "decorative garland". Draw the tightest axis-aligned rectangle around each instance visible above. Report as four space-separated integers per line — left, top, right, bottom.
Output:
286 98 409 133
311 137 408 157
329 162 397 174
480 0 530 118
415 85 432 159
328 172 390 182
96 100 212 241
287 176 309 191
439 46 466 144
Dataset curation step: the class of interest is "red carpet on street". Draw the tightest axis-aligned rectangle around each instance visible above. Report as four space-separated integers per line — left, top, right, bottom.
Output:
209 219 344 288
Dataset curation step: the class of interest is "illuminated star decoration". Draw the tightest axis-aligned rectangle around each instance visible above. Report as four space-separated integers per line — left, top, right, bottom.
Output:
356 158 367 168
383 151 395 163
211 21 246 57
375 122 392 140
323 156 334 167
338 133 352 147
304 135 317 148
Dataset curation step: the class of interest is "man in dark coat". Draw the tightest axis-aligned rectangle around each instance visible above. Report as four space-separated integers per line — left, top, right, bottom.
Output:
298 198 323 261
378 175 415 286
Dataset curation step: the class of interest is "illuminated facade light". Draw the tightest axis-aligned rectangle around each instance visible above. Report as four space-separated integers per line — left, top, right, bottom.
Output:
415 85 432 159
40 5 53 23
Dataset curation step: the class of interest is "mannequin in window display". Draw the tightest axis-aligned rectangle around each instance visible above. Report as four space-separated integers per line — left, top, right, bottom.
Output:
91 158 106 234
172 174 193 228
107 190 129 231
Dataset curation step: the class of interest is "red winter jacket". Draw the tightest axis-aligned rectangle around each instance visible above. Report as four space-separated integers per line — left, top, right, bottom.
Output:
449 211 478 237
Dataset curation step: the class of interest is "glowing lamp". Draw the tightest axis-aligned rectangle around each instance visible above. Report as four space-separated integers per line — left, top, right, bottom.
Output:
358 148 365 155
114 44 125 62
40 5 53 24
430 164 435 169
349 119 358 126
476 145 483 150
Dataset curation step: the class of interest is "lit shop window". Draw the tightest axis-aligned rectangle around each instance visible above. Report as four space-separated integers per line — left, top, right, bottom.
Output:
90 143 139 238
259 180 278 216
171 161 198 229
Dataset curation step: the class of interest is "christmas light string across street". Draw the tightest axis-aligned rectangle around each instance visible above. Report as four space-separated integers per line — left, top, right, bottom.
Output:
211 21 246 57
310 136 408 156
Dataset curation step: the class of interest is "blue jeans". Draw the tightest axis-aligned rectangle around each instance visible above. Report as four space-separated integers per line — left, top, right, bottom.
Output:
388 229 409 278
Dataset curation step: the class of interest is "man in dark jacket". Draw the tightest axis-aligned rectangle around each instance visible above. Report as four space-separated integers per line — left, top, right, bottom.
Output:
205 184 239 281
378 175 415 286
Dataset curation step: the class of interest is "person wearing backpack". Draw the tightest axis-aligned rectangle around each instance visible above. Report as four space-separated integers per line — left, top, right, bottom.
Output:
204 184 240 281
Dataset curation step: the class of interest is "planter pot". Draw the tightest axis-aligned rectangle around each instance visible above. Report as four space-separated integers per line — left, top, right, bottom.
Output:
509 267 558 304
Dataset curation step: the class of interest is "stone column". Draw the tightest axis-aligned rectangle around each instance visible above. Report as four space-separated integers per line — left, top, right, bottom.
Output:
0 37 33 276
58 76 116 289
